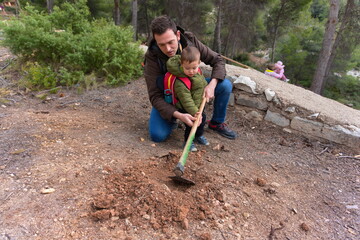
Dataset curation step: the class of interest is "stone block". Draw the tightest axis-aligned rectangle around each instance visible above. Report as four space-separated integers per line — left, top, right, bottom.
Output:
264 110 290 127
233 75 258 94
235 93 268 111
228 93 235 106
322 125 360 148
290 117 323 138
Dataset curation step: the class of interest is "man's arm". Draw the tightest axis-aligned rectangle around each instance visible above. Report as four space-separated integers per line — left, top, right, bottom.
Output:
204 78 218 101
144 51 177 121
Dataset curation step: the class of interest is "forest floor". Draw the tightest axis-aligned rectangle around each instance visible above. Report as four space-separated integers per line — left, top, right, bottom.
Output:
0 47 359 240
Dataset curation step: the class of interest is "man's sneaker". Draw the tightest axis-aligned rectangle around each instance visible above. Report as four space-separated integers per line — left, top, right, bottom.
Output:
196 136 209 146
208 121 237 139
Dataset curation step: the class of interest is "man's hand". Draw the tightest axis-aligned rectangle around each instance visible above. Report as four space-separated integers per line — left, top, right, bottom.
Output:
173 111 196 127
204 78 218 102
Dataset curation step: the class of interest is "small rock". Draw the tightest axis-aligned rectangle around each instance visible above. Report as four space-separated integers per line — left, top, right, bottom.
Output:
283 128 292 133
264 188 276 194
270 182 281 188
291 208 298 214
255 178 266 186
346 205 358 209
243 212 250 219
143 214 150 220
199 232 212 240
264 88 275 101
91 209 112 221
199 211 206 220
307 113 319 119
285 106 296 113
300 223 310 232
213 144 221 150
40 187 55 194
182 218 189 230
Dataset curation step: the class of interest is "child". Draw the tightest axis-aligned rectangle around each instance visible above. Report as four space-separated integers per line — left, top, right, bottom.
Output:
166 46 209 152
264 62 289 82
274 61 289 82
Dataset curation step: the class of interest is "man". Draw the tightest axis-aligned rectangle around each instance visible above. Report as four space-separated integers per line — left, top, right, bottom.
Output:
144 15 237 142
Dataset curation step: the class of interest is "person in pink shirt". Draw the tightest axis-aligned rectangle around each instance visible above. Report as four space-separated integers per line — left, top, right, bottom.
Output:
264 61 289 82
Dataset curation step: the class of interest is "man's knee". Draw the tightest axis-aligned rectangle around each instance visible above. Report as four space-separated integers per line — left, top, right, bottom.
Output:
216 78 233 95
150 131 168 142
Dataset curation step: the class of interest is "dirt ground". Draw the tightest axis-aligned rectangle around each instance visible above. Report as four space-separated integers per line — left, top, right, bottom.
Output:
1 48 359 240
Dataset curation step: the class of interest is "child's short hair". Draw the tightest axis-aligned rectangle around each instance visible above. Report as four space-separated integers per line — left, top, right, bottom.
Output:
181 46 200 64
267 63 276 70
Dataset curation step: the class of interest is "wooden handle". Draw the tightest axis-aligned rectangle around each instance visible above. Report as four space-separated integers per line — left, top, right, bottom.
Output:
221 55 250 69
178 97 207 169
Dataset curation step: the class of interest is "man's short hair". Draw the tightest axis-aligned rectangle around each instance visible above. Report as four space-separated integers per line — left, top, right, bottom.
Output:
150 15 177 36
181 46 200 63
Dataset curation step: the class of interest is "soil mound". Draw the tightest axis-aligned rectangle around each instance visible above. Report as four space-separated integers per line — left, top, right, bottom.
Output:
90 151 224 235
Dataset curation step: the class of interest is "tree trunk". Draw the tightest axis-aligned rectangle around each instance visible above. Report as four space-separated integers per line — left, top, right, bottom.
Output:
213 0 222 53
114 0 121 26
323 0 354 84
46 0 54 13
270 1 285 62
14 0 20 15
144 0 150 39
310 0 340 94
132 0 138 40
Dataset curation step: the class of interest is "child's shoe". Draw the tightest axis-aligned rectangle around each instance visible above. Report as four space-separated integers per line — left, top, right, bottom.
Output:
196 136 209 146
189 142 197 152
184 141 198 152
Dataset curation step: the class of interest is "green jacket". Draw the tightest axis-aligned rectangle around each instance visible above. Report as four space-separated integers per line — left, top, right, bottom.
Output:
166 55 207 116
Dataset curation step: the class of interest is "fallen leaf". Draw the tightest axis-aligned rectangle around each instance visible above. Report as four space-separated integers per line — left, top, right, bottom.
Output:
10 149 26 155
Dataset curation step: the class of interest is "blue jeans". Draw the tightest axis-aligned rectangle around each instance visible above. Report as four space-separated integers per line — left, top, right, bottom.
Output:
149 78 233 142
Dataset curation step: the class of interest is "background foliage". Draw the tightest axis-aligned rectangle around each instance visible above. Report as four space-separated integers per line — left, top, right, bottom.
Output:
0 0 359 109
1 0 143 89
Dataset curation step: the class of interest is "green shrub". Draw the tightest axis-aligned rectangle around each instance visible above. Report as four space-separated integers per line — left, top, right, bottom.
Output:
324 75 360 110
1 0 143 90
22 62 57 90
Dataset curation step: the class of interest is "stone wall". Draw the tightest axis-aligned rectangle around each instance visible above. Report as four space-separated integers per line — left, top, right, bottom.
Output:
200 63 360 151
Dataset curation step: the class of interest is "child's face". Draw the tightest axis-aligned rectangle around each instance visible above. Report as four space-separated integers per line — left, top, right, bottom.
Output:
181 60 200 77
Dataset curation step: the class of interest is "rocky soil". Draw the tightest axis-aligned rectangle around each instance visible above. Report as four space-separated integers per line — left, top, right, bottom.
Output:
0 47 359 240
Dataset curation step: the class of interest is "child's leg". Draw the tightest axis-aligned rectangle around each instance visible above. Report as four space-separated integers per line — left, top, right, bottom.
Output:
184 124 191 141
195 112 207 138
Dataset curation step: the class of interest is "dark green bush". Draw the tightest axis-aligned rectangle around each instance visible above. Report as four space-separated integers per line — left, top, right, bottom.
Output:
1 0 143 89
324 75 360 110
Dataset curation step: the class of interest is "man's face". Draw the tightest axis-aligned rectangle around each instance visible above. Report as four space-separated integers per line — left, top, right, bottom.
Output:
181 60 200 78
154 29 180 57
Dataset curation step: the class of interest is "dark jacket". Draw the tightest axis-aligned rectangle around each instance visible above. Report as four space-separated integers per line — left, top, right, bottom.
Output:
144 26 226 121
166 55 207 116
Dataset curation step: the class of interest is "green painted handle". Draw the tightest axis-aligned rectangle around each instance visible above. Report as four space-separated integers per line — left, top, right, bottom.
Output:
178 97 207 170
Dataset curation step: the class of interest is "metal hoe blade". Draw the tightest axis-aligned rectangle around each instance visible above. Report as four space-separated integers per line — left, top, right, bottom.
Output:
169 175 195 185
